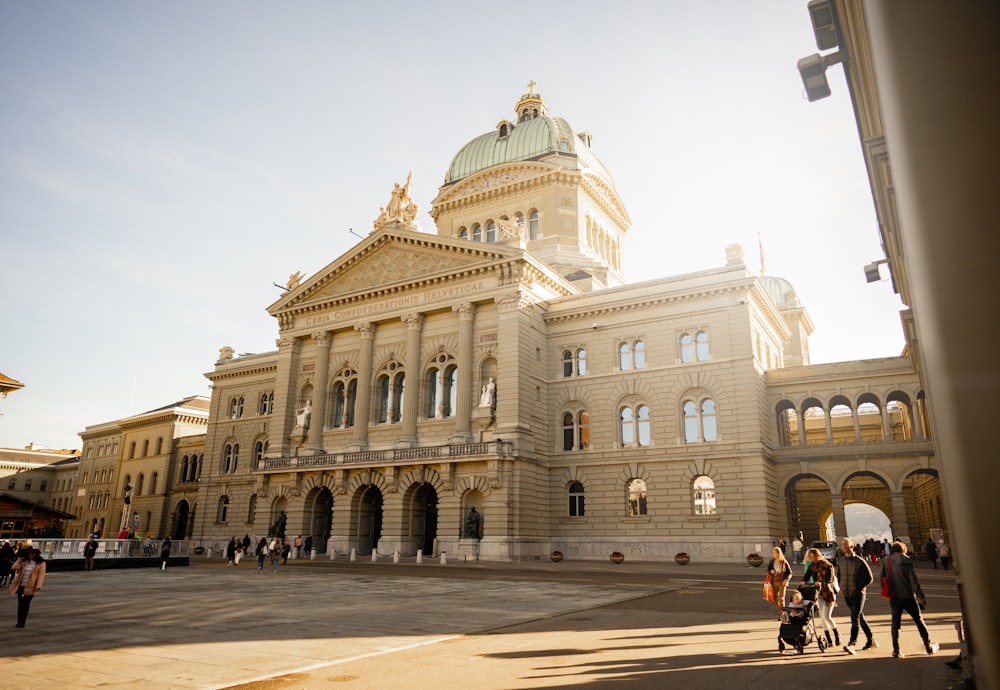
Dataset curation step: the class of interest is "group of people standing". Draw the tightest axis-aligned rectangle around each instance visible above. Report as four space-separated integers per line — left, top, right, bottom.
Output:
766 537 940 658
227 534 313 569
924 538 952 569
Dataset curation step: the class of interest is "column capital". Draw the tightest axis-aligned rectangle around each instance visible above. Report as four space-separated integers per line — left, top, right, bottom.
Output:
452 302 476 320
276 336 302 354
312 331 333 346
354 322 377 339
402 313 425 330
495 292 531 313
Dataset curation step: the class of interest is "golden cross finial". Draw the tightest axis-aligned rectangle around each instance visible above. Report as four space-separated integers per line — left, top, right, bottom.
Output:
527 80 536 93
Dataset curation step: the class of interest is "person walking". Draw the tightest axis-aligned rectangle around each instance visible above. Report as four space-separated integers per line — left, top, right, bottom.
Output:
837 537 877 654
304 535 313 558
791 533 804 565
294 535 304 559
766 546 791 619
880 541 939 658
242 534 251 557
938 542 951 570
269 536 281 572
159 537 171 570
226 537 237 566
0 541 16 586
83 536 99 572
803 547 841 649
234 542 243 566
255 537 268 572
9 547 46 628
925 538 938 569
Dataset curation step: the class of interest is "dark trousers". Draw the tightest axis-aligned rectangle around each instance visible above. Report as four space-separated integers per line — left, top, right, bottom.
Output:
890 597 930 651
16 587 33 626
843 591 873 644
941 557 951 570
84 556 95 571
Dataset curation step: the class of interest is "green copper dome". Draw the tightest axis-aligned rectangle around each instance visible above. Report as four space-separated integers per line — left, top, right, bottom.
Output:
444 90 616 187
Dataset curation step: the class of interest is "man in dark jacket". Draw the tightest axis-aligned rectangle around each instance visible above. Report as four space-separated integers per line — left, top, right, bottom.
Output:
837 537 876 654
881 541 938 658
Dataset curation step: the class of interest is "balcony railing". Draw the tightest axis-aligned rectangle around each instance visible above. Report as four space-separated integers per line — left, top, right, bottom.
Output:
258 441 505 472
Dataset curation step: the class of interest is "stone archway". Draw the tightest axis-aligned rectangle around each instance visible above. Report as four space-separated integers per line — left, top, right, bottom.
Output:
172 500 190 540
353 485 383 556
402 483 438 556
785 474 831 545
308 487 333 554
902 469 946 550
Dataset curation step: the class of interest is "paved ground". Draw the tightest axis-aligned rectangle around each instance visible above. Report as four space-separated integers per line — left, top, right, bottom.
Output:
0 556 966 689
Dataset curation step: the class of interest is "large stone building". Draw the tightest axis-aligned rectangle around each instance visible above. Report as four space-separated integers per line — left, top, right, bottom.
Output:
180 88 941 562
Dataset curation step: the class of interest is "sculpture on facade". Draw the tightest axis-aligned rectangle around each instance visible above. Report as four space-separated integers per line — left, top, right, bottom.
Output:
296 399 312 430
464 507 482 539
271 510 287 539
373 170 419 231
496 217 523 240
480 377 496 408
286 271 304 291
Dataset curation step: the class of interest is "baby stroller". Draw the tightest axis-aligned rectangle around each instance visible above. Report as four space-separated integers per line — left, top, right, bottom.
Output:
778 585 828 654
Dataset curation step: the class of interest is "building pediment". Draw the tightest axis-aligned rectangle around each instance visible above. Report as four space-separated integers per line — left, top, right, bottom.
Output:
268 226 525 318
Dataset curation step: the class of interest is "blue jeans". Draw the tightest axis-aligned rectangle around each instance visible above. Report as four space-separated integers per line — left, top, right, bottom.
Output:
890 597 930 652
843 591 873 644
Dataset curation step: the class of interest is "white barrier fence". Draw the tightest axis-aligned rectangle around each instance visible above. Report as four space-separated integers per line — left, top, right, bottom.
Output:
27 538 191 561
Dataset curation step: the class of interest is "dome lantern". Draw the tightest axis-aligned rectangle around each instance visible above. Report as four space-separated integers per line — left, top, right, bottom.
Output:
515 80 548 123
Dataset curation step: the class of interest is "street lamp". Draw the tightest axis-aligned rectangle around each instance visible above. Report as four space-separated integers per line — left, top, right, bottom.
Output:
119 482 134 534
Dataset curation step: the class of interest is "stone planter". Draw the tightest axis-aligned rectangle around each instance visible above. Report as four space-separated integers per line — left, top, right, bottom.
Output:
550 550 564 562
675 552 690 566
609 551 625 564
746 553 764 567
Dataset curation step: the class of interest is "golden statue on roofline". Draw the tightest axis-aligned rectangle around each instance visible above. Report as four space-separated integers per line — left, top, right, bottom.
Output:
373 170 419 232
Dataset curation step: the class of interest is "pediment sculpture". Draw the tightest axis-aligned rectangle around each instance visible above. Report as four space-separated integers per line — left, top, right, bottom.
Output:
373 170 419 231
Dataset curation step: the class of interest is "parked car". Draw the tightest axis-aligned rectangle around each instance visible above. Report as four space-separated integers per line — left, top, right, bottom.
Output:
809 540 838 563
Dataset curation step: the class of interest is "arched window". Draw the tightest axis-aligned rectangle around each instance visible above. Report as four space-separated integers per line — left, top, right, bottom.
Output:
331 369 357 428
144 510 152 532
561 349 587 377
696 331 710 361
514 212 524 232
472 223 482 242
568 481 585 517
619 340 646 370
620 405 651 447
693 476 717 515
128 442 135 459
443 364 457 417
680 333 694 363
426 368 440 418
254 439 269 462
486 221 496 243
155 437 163 455
141 440 149 457
562 413 575 451
195 455 203 480
576 348 586 375
136 474 144 496
217 496 230 523
528 210 539 240
627 478 648 516
683 398 718 443
150 472 158 495
223 443 239 473
248 494 257 523
459 227 468 240
562 351 573 377
375 362 404 424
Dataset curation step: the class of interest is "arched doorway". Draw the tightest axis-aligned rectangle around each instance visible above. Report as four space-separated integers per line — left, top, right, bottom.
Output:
355 486 383 556
406 483 438 556
310 488 333 554
902 469 946 549
173 500 190 540
785 474 831 545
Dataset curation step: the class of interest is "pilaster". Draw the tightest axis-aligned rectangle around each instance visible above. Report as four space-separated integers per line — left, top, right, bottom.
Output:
305 331 332 455
351 323 376 450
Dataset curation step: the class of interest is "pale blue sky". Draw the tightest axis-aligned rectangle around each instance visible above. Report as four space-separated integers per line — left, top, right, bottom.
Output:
0 2 903 450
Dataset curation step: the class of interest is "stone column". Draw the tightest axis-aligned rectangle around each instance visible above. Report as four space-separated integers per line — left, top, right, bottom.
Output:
908 405 924 440
305 331 332 455
451 302 475 443
824 412 833 444
797 407 807 446
400 313 424 446
829 493 848 541
351 323 376 450
494 293 529 437
270 335 303 458
888 492 911 547
852 409 862 443
880 405 892 441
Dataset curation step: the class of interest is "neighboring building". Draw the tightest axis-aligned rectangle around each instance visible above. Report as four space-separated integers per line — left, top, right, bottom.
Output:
796 3 997 685
189 88 941 563
0 445 80 538
67 397 209 538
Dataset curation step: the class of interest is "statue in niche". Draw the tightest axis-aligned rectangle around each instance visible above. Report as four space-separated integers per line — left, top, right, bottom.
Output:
296 399 312 430
479 377 496 408
464 507 482 539
271 510 287 539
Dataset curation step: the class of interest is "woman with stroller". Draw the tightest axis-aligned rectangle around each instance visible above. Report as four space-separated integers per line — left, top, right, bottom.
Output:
766 545 792 618
803 546 841 649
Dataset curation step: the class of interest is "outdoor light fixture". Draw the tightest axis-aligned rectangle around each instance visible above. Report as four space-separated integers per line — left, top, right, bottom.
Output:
807 0 839 51
864 259 889 283
798 0 845 102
